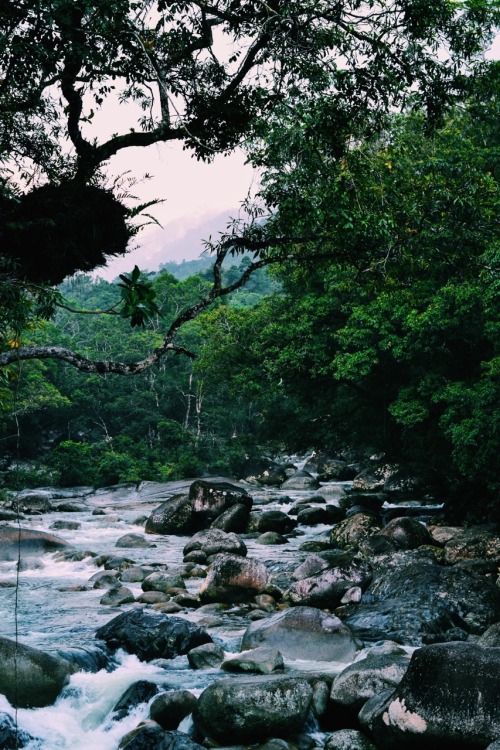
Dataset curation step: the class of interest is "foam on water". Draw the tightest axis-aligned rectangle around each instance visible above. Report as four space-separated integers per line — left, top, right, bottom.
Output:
1 653 167 750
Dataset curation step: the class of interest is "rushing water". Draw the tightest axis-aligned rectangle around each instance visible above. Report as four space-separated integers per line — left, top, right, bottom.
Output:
0 472 356 749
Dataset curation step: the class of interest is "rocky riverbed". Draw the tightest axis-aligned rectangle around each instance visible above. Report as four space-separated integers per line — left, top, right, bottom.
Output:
0 456 499 750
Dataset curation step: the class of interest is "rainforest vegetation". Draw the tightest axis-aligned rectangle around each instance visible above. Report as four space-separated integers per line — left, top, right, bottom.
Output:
0 1 498 518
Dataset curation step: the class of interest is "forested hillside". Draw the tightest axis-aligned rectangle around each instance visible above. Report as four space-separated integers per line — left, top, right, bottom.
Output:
1 99 498 522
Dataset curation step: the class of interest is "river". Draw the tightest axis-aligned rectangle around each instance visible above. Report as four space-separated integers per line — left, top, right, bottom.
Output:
0 473 358 749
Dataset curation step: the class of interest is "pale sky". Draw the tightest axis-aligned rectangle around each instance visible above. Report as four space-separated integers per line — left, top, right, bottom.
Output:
96 33 500 281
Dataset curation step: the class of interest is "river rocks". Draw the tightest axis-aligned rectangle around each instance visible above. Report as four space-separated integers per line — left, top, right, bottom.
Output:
222 647 284 674
183 528 247 558
113 680 159 720
187 642 225 669
189 480 252 525
210 503 250 533
242 607 360 662
193 675 313 743
339 493 386 513
95 610 212 661
478 622 500 646
142 571 185 593
285 558 372 609
149 690 198 730
116 533 151 548
317 458 357 482
443 526 500 564
344 554 500 645
296 506 331 525
324 729 377 750
249 509 297 534
329 514 381 551
199 553 269 603
330 652 411 712
369 643 500 748
145 481 252 536
281 470 320 491
145 494 195 535
119 724 205 750
256 531 289 545
240 459 289 486
0 712 36 748
0 526 73 560
100 585 135 605
371 517 433 550
0 636 74 708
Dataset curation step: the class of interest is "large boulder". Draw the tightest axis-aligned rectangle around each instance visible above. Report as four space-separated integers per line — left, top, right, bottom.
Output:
0 636 74 708
0 526 73 561
183 529 247 558
285 558 372 609
242 606 360 662
145 494 195 535
344 554 500 646
330 652 411 712
193 675 313 743
369 643 500 748
199 553 269 604
95 610 212 661
189 480 252 526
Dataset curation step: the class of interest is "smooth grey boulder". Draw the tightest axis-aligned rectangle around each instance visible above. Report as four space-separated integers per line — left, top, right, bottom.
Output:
95 610 212 661
149 690 198 730
369 643 500 748
281 470 320 490
100 586 135 606
199 553 269 603
330 652 411 712
187 642 225 669
222 647 284 675
193 675 313 743
242 606 360 662
145 494 195 535
285 558 372 609
0 526 73 560
189 480 252 526
0 636 74 708
183 528 247 558
116 533 151 548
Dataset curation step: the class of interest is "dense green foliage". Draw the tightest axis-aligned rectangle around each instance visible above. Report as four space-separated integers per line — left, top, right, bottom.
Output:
1 100 498 518
0 2 498 520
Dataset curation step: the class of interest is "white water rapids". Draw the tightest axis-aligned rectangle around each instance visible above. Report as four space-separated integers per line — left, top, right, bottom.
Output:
0 472 360 749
